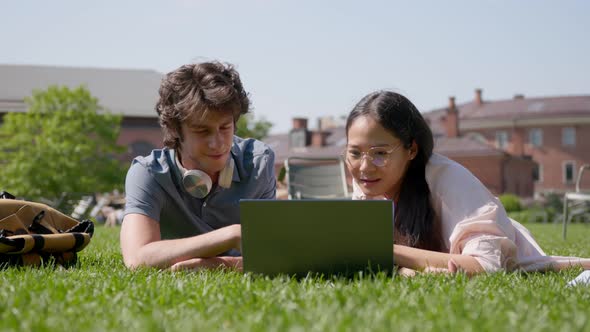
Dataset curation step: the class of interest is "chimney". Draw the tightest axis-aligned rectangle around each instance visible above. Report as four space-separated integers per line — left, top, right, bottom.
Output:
449 96 456 110
311 131 329 147
475 88 483 106
511 128 525 156
445 96 459 138
289 117 310 148
292 117 308 130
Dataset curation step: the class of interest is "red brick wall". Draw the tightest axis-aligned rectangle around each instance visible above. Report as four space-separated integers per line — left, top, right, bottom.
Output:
447 154 535 197
503 157 536 196
447 155 505 195
465 124 590 193
118 126 164 161
118 127 163 149
116 117 164 162
525 124 590 192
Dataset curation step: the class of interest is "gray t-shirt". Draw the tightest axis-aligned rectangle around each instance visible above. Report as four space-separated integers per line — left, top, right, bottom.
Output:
124 136 276 249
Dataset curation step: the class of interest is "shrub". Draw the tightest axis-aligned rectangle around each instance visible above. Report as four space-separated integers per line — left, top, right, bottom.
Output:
499 194 522 212
508 208 549 223
543 192 564 212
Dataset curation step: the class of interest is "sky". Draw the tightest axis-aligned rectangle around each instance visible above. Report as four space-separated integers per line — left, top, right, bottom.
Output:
2 0 589 133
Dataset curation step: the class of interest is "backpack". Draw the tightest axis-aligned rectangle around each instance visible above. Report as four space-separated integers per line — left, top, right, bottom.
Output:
0 191 94 267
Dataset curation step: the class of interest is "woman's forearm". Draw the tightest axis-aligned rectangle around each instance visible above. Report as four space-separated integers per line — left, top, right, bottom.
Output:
394 244 485 275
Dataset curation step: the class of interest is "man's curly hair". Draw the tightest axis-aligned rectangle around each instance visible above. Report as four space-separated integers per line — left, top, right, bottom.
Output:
155 61 251 149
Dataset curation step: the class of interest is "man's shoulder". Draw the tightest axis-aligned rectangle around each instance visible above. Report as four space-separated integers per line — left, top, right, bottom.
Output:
232 136 275 181
131 148 173 175
233 136 272 154
126 148 177 198
127 149 175 188
232 136 274 161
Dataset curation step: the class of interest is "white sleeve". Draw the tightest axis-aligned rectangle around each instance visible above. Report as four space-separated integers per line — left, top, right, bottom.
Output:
427 155 519 272
446 202 519 272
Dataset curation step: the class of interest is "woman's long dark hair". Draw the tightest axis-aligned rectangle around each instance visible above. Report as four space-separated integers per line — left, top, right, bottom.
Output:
346 91 443 251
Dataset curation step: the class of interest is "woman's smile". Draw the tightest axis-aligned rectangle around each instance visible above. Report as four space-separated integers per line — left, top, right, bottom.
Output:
359 177 381 186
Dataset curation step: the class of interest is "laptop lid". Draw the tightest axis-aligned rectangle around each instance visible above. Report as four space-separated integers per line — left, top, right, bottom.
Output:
240 199 394 277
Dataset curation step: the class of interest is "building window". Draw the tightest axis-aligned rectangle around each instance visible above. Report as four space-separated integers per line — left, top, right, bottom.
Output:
533 164 543 183
529 128 543 147
495 131 509 149
562 127 576 146
563 161 576 184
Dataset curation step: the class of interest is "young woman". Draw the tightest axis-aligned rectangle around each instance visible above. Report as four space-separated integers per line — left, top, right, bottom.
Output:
344 90 590 275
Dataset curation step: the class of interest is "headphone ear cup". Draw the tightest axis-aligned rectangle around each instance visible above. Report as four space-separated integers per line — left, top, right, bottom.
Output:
182 170 213 198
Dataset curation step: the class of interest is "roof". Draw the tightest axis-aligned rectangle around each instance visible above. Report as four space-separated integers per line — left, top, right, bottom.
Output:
0 64 163 117
459 96 590 120
424 95 590 135
434 136 503 157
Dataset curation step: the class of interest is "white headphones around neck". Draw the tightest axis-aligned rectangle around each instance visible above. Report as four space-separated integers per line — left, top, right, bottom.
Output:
175 153 235 198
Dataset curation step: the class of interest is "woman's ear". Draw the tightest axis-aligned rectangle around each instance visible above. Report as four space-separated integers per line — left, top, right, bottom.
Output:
409 141 418 160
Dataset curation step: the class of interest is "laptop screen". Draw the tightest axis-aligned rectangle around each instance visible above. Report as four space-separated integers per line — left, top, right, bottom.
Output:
240 199 394 277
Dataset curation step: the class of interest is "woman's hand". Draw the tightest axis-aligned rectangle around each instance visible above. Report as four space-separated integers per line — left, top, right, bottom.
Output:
423 259 460 274
170 256 243 272
398 259 461 277
398 267 417 277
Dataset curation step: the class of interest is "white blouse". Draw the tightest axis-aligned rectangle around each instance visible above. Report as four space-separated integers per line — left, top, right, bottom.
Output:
353 153 590 272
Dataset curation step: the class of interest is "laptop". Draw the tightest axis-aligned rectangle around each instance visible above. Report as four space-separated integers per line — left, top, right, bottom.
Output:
240 199 394 277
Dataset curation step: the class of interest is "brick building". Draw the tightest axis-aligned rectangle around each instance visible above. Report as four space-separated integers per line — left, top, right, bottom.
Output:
425 89 590 195
0 64 164 162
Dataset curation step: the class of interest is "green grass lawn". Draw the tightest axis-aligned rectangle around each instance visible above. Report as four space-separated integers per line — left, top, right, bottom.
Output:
1 223 589 332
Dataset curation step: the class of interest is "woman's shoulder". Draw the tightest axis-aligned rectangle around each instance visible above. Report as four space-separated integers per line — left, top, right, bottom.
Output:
425 153 477 187
425 153 497 206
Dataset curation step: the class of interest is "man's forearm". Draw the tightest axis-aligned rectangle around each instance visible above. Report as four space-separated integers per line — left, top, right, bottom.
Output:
131 225 240 269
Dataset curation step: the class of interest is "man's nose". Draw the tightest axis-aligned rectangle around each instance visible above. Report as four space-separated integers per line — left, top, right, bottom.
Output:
207 131 225 149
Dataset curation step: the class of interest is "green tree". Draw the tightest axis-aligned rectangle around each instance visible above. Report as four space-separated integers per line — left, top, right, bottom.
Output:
0 85 126 200
235 114 272 140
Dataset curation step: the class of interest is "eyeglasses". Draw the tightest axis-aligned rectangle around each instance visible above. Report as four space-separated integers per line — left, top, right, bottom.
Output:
343 144 402 168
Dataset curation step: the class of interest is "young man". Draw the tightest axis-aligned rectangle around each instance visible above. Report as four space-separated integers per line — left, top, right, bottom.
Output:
120 62 276 271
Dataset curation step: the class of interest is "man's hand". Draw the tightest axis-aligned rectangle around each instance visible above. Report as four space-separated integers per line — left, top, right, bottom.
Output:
227 224 242 253
170 256 243 272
